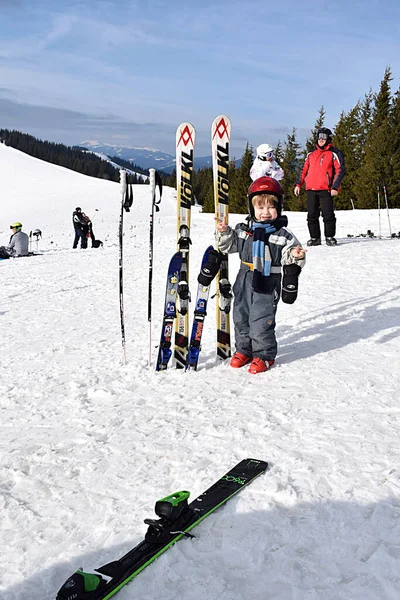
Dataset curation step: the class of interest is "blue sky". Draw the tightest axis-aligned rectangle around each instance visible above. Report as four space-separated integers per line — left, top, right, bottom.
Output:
1 0 400 156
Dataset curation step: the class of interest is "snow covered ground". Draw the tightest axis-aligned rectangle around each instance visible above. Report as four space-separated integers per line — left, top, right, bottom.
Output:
1 143 400 600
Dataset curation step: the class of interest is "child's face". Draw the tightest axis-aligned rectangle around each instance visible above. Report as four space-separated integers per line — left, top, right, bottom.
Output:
252 197 278 221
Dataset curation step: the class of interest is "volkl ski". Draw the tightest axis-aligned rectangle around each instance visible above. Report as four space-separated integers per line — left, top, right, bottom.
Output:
212 115 232 361
174 122 196 369
56 458 268 600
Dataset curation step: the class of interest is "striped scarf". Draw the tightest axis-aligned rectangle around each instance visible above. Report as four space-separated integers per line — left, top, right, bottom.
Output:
252 222 276 292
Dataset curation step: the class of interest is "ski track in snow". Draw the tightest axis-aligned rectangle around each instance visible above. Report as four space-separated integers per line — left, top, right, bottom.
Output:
1 144 400 599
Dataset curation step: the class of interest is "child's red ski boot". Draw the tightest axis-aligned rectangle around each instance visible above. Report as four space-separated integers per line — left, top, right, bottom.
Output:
248 358 275 374
230 352 252 368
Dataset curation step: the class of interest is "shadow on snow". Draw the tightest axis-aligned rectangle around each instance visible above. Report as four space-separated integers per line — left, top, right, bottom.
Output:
4 496 400 600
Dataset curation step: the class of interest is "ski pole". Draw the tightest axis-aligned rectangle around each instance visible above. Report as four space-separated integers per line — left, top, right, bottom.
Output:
119 169 127 365
32 229 42 253
148 169 162 366
382 183 392 237
377 186 381 238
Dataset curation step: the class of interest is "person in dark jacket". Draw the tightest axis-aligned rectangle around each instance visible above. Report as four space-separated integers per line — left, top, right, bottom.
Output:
0 222 29 258
215 177 306 374
81 212 96 245
72 207 89 249
294 127 345 246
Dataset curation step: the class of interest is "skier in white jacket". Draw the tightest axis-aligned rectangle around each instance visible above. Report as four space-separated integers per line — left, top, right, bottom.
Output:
250 144 284 182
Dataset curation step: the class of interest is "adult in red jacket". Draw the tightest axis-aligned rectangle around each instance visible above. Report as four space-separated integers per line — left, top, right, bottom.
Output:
294 128 345 246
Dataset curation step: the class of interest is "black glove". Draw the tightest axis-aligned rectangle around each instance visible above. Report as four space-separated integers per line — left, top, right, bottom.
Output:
198 249 223 286
282 263 301 304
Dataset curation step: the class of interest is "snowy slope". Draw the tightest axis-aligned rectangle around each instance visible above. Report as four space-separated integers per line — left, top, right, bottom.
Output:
0 142 175 248
1 144 400 600
88 151 148 181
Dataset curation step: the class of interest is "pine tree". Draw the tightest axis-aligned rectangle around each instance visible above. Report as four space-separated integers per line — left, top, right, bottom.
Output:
280 128 304 211
166 168 177 189
228 159 238 212
193 167 212 206
355 67 393 208
201 167 215 213
332 104 363 209
389 86 400 208
305 106 326 154
274 140 284 164
229 143 253 213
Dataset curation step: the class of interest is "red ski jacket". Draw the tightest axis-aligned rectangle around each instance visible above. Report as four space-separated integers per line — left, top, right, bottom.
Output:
296 143 345 191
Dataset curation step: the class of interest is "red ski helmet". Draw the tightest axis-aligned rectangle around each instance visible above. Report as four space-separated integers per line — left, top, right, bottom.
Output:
248 176 284 217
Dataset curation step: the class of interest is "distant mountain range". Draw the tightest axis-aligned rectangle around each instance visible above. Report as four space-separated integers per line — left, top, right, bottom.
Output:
79 140 214 173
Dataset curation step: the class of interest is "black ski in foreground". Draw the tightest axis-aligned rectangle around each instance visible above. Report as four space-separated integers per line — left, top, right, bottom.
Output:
56 458 268 600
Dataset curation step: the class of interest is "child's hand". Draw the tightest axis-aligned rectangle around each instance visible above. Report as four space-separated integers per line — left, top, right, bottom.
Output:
215 216 228 232
291 245 307 259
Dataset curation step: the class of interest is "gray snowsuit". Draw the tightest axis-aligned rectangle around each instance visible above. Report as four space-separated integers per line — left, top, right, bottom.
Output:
216 215 305 361
0 231 29 258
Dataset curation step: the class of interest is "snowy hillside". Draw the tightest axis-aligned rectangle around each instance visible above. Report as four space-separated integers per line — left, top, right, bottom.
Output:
88 151 148 182
1 143 400 600
0 142 175 246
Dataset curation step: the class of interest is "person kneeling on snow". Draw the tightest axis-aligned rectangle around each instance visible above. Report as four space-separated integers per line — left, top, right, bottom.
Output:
215 177 306 374
0 222 29 259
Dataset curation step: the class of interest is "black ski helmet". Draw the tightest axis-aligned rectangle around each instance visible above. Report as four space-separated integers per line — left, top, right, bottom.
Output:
317 127 332 143
75 207 82 212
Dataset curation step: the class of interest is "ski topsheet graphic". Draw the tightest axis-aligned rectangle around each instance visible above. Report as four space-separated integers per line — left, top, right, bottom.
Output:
174 122 196 369
56 458 268 600
156 251 182 371
212 115 232 361
186 245 222 370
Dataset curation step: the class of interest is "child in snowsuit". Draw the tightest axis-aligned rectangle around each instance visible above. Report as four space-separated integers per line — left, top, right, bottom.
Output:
215 176 306 374
250 143 284 182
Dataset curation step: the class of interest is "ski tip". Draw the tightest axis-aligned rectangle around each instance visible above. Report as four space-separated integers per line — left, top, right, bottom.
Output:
176 123 196 148
212 114 231 122
211 115 231 140
243 458 269 469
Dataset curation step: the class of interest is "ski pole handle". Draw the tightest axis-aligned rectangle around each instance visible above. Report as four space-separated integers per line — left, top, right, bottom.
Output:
149 168 155 198
120 169 127 196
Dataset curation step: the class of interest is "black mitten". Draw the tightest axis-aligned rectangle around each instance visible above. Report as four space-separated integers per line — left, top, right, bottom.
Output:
282 263 302 304
198 249 222 286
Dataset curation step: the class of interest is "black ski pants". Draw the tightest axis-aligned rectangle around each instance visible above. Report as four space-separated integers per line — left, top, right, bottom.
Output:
73 228 87 249
306 190 336 238
0 246 11 259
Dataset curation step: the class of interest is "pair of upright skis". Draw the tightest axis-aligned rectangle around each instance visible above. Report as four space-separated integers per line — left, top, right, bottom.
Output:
156 116 232 372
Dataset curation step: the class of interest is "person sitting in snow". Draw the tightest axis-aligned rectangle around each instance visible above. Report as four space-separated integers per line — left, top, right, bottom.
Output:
250 144 284 182
0 222 29 259
215 176 306 374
